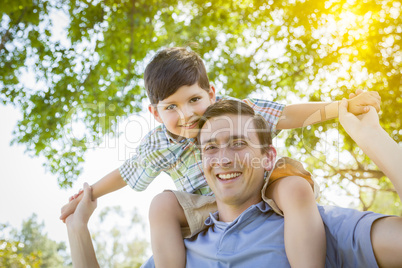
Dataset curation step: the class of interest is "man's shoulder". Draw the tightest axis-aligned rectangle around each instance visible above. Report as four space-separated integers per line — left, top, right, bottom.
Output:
140 256 155 268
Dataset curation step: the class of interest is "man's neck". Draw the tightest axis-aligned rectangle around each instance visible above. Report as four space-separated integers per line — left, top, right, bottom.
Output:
216 197 263 222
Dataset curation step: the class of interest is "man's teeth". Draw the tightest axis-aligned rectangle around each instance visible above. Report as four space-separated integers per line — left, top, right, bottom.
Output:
218 173 241 179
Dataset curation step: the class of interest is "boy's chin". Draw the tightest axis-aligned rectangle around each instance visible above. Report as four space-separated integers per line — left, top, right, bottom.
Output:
168 129 199 140
178 129 199 139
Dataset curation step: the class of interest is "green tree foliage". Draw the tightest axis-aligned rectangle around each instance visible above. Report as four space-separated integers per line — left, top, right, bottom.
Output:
92 206 149 268
1 0 401 213
0 215 69 267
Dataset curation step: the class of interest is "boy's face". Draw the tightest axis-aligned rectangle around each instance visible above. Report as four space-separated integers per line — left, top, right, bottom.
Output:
149 84 216 139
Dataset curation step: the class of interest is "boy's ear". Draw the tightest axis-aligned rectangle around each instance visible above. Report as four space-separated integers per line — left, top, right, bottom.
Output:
148 104 163 123
263 146 277 171
209 85 216 104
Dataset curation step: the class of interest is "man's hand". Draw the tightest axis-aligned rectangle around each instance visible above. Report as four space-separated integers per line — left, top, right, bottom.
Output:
66 182 100 268
60 191 83 223
65 182 97 227
347 89 381 115
339 98 381 137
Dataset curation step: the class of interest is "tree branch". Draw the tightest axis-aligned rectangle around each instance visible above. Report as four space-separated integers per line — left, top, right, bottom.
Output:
123 0 136 89
0 7 28 52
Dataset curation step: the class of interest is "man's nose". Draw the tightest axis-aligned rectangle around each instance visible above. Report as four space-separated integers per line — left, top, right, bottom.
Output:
217 147 232 167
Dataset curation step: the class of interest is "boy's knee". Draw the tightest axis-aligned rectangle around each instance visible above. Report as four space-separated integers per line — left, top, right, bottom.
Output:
150 191 178 213
277 176 315 203
149 191 183 222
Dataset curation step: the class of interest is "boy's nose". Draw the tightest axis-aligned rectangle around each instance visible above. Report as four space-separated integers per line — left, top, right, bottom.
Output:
180 105 194 120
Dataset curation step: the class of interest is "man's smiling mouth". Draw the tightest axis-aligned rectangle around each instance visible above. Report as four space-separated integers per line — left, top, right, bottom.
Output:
217 172 242 180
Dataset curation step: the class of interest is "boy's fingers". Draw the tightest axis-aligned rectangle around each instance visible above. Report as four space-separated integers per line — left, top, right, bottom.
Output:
355 88 364 95
367 98 381 112
349 93 356 99
370 91 381 100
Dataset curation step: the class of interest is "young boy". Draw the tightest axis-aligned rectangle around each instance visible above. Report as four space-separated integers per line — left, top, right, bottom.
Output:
60 47 381 267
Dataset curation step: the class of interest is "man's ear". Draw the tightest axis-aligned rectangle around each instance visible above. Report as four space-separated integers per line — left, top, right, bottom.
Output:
209 85 216 104
148 104 163 123
263 145 277 171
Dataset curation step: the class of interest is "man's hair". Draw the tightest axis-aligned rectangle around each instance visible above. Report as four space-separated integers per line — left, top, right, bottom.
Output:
197 100 272 153
144 47 210 104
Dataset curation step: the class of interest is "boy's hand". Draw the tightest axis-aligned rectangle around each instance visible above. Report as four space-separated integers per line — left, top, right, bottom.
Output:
69 188 83 201
347 89 381 115
60 191 84 223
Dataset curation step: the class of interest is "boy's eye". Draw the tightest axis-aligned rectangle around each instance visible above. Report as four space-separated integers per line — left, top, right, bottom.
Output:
165 104 176 110
190 97 201 103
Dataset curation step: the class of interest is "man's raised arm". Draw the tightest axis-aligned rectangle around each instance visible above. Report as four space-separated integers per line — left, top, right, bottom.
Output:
66 182 100 268
339 98 402 267
339 98 402 198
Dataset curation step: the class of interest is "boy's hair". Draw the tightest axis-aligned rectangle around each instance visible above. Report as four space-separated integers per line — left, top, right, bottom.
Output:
197 100 273 153
144 47 210 105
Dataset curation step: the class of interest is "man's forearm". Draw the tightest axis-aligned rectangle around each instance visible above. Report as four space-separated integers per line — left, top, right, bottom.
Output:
348 125 402 199
67 223 100 268
91 168 127 199
277 102 339 129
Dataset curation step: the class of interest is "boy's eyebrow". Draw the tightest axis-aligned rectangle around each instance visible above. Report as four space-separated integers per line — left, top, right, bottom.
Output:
201 135 248 145
159 93 202 105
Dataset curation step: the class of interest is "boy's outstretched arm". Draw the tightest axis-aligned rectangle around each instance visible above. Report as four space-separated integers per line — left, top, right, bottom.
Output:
60 168 127 221
276 90 381 129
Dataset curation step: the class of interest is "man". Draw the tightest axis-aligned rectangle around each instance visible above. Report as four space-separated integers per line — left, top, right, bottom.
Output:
66 99 402 267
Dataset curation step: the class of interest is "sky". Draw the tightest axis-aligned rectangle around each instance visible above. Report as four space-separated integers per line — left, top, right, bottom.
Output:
0 104 175 247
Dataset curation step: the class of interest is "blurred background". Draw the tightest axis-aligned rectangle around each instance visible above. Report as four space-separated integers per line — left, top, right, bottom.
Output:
1 0 401 267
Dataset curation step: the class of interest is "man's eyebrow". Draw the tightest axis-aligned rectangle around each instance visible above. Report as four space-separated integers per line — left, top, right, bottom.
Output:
200 137 216 145
201 134 248 145
231 135 247 140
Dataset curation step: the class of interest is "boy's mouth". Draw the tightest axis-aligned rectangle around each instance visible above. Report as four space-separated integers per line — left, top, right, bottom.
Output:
180 120 199 129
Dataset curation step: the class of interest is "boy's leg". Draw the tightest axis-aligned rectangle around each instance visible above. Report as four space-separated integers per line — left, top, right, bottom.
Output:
149 191 188 268
265 176 326 268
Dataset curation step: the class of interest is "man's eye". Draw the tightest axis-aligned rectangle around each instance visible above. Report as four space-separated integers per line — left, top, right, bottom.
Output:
204 145 217 151
232 141 246 148
190 97 201 103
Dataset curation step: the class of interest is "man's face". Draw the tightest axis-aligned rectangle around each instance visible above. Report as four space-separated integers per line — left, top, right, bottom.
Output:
200 114 276 208
149 84 216 139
